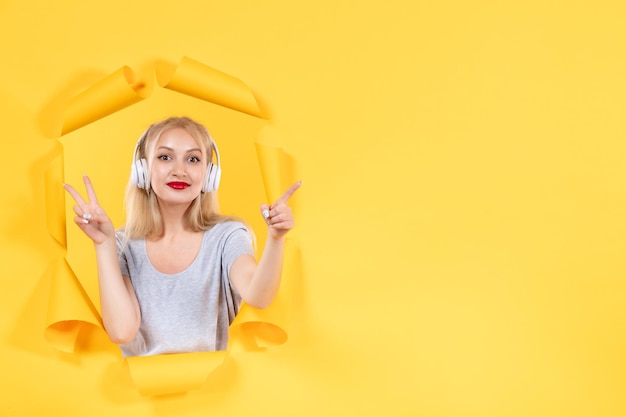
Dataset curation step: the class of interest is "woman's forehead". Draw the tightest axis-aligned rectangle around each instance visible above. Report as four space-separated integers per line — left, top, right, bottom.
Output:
153 127 207 153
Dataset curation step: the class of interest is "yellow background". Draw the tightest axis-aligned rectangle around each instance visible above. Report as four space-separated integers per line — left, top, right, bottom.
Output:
1 0 626 416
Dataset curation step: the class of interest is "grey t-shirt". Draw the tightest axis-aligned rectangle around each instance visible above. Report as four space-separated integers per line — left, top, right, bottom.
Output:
115 221 255 357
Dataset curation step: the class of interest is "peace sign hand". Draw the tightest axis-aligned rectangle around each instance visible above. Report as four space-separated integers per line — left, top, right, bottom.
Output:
260 181 302 240
63 175 116 245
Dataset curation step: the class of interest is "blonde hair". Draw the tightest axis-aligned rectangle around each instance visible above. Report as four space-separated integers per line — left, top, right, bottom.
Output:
122 116 246 241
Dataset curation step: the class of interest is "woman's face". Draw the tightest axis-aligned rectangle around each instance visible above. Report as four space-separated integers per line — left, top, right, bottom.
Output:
148 127 208 207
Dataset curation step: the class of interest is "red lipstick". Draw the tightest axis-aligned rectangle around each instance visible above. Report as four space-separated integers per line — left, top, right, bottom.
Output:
167 182 190 190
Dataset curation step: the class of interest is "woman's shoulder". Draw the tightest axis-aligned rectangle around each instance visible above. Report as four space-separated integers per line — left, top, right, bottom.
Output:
115 227 133 243
115 227 147 253
205 220 255 257
208 220 249 235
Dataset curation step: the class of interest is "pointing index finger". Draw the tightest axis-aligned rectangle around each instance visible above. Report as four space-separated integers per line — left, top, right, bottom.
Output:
274 181 302 205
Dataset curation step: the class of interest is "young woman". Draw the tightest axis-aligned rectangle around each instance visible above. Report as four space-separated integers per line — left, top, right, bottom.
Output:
64 116 301 356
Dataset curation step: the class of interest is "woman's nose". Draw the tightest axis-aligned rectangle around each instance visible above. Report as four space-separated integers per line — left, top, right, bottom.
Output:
172 160 186 176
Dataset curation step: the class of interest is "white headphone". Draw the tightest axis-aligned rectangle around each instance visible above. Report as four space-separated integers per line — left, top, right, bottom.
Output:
130 128 221 193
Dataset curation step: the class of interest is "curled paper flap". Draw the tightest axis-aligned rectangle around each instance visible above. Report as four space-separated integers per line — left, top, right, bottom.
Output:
232 239 300 349
125 351 227 397
156 57 264 118
61 66 148 135
44 258 102 352
229 142 301 349
254 142 296 203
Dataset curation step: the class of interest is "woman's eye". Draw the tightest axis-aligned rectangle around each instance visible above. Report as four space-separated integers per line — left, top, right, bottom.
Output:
188 156 201 163
157 155 171 161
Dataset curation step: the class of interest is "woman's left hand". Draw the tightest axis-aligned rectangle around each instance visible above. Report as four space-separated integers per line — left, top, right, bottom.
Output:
260 181 302 240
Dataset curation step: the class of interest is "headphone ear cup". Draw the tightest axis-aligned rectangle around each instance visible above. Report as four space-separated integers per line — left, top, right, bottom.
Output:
132 158 150 190
213 164 221 191
203 162 221 193
131 160 140 187
131 130 150 191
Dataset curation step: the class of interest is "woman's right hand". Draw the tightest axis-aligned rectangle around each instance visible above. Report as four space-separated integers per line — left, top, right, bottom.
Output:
63 175 115 245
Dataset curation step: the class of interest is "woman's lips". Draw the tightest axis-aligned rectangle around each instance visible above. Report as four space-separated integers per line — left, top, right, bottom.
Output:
167 182 190 190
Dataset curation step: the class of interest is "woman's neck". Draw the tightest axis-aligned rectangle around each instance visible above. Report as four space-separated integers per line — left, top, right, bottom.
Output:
156 201 195 238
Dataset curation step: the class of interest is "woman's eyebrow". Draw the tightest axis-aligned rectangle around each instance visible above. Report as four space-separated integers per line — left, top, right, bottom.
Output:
156 146 202 153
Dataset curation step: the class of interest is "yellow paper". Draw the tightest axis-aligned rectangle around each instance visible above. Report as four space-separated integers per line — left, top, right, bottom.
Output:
231 238 300 349
3 3 626 415
156 56 265 118
255 142 290 203
230 141 300 349
44 257 102 352
61 66 148 135
44 147 66 247
125 351 228 396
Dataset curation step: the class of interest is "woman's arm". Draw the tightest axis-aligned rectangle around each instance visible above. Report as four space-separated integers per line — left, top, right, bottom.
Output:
64 175 141 343
230 181 301 309
94 238 141 343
